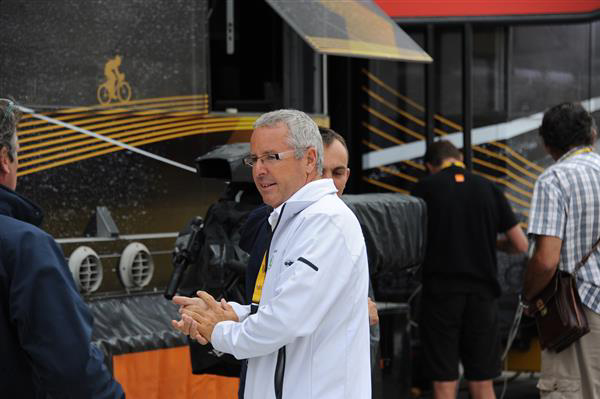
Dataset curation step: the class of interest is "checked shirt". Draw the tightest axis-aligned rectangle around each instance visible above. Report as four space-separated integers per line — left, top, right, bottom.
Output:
528 146 600 313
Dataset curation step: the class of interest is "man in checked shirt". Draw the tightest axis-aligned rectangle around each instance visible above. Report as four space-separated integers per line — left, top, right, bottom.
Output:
524 102 600 398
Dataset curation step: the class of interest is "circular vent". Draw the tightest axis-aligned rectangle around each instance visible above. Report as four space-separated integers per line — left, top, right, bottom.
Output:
119 242 154 288
68 246 103 293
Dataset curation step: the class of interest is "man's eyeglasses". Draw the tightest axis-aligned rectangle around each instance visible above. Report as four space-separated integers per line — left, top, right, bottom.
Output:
243 149 297 167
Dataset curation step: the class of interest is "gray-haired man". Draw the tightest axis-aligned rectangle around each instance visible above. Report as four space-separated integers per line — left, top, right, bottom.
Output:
173 109 371 399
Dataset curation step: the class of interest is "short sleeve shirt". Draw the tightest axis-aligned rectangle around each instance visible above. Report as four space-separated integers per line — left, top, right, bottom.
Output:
528 146 600 313
412 166 518 297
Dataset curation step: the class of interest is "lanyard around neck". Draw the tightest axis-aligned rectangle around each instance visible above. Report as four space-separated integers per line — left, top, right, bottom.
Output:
251 204 286 313
252 253 268 307
564 146 593 160
441 160 465 170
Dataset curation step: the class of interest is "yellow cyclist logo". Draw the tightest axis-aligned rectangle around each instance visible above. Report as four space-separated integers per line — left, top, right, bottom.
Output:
97 55 133 105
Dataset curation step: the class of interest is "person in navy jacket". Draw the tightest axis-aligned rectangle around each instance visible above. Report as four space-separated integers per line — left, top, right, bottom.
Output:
0 98 124 398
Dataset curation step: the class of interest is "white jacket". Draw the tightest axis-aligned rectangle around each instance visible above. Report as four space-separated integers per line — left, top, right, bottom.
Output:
212 179 371 399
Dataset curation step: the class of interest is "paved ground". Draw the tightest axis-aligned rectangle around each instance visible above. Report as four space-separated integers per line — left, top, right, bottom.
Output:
415 373 540 399
373 371 540 398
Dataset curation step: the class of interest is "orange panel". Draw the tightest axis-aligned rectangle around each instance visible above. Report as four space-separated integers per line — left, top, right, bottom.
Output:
113 346 239 399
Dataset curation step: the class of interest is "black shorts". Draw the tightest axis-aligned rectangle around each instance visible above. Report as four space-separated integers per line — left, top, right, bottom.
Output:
420 292 500 381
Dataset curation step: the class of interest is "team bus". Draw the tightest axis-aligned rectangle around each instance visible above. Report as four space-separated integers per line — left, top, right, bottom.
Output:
1 0 598 397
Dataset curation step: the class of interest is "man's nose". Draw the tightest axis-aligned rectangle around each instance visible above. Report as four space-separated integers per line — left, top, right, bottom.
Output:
253 159 267 175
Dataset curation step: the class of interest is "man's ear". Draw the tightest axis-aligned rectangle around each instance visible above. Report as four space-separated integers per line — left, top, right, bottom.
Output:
305 147 317 174
346 167 351 179
0 147 9 176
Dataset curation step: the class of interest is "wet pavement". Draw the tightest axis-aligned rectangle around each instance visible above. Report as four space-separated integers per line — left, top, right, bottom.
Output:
414 373 540 399
373 369 540 398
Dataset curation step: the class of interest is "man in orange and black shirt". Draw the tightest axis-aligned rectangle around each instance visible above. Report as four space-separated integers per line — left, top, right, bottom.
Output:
411 140 528 399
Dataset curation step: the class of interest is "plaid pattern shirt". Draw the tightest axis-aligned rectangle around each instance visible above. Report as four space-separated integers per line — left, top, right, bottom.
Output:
528 146 600 313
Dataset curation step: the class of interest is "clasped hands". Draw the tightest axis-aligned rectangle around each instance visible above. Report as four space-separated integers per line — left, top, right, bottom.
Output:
171 291 239 344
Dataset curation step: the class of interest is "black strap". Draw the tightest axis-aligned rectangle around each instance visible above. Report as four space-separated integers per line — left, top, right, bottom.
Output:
574 235 600 275
266 203 285 275
270 205 286 399
249 204 287 397
274 347 286 399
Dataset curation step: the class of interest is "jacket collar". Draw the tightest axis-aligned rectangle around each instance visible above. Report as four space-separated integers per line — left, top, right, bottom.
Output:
0 184 44 227
268 179 337 229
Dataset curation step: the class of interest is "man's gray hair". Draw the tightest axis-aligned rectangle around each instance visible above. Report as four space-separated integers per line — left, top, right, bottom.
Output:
254 109 324 175
0 98 19 161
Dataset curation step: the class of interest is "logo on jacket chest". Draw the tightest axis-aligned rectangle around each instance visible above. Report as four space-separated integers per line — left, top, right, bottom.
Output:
267 249 279 270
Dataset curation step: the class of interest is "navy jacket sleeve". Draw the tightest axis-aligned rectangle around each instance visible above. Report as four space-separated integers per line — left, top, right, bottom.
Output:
238 205 271 253
239 205 272 304
7 226 123 398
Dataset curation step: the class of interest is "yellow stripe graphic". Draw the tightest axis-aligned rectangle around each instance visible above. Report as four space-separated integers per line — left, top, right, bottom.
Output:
18 95 208 128
16 95 261 176
362 177 408 194
17 121 254 176
362 68 544 175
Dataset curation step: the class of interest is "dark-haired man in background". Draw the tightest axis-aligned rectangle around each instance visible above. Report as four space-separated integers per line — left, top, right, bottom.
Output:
412 140 528 399
319 127 379 330
524 102 600 398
